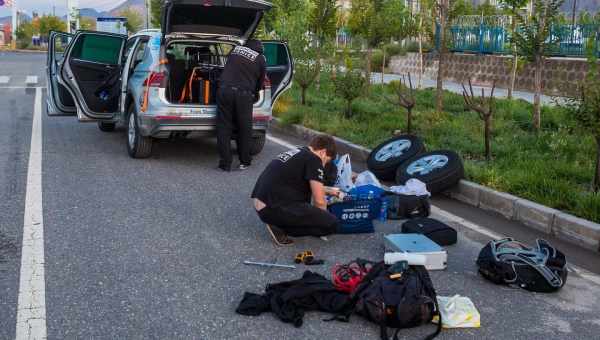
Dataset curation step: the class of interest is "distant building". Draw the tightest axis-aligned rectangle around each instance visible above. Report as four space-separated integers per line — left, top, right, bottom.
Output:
337 0 351 11
0 24 10 47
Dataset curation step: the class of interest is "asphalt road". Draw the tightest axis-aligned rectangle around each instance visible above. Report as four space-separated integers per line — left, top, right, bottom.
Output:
1 51 600 340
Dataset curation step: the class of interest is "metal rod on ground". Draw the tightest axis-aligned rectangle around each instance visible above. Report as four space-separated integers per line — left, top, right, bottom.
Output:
243 261 296 269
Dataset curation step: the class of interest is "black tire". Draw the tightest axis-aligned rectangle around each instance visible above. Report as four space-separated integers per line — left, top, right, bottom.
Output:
126 105 153 159
367 135 425 181
395 150 464 195
98 122 116 132
250 132 266 156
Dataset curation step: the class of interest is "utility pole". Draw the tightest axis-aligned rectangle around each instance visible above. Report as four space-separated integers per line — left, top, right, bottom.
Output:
11 0 17 49
146 0 151 29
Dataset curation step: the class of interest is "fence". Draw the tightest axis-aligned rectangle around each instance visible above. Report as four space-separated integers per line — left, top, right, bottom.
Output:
436 22 600 57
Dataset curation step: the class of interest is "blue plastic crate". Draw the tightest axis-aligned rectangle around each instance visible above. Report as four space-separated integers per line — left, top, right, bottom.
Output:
328 194 381 234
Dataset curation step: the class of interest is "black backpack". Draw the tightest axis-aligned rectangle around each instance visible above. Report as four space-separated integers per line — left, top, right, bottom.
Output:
337 262 442 340
476 238 567 293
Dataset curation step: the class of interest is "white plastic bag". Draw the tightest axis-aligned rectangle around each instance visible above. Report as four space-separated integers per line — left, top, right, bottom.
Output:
433 295 480 328
334 154 354 192
354 171 383 189
389 178 430 197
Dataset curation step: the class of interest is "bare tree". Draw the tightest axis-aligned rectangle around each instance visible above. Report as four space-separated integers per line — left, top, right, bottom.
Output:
385 73 417 134
462 79 497 161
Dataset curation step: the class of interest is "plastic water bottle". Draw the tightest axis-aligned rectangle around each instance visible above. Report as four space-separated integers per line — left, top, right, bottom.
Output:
379 197 388 221
367 190 374 200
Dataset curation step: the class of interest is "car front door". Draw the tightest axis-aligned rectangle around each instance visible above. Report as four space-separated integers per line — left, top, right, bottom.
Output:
262 41 293 106
59 31 127 121
47 31 76 116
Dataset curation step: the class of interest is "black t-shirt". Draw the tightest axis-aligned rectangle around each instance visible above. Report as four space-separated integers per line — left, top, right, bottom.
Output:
220 44 267 94
252 147 325 207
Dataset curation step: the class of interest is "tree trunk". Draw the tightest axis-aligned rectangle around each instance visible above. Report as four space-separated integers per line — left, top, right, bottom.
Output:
346 100 352 118
382 47 386 84
484 115 492 161
301 86 307 105
366 47 373 93
533 57 543 131
594 136 600 192
418 16 424 89
407 108 412 134
315 47 322 91
508 14 517 100
436 0 447 113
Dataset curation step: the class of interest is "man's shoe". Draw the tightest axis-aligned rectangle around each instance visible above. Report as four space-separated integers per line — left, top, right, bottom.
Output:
238 164 250 171
218 164 231 172
266 224 294 246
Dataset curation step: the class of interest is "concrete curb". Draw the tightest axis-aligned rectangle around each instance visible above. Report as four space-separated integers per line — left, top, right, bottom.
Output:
270 118 600 253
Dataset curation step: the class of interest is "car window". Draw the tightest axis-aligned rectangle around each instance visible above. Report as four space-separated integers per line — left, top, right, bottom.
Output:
263 43 288 67
133 40 148 65
71 34 123 65
53 34 72 63
123 38 138 63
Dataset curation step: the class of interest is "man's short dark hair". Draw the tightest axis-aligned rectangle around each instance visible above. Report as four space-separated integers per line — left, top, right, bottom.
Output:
309 135 337 158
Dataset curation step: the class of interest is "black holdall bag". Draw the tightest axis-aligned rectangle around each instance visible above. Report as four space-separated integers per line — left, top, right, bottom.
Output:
401 218 457 246
476 238 568 293
333 262 442 340
386 193 430 220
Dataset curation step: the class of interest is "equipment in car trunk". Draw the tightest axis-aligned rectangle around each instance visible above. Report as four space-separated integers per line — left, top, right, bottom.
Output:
385 193 430 220
179 67 220 105
476 238 567 292
401 218 457 246
384 234 448 270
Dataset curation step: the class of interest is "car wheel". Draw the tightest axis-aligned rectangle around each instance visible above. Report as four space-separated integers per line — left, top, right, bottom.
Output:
126 106 152 159
250 132 266 156
98 122 116 132
367 135 425 181
395 150 464 194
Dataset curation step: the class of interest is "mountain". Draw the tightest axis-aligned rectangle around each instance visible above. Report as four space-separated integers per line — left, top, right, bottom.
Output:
0 16 10 25
106 0 147 20
561 0 600 14
79 8 104 19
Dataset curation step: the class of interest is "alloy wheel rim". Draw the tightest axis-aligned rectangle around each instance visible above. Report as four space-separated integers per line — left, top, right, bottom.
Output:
374 139 412 162
406 155 449 175
128 114 136 147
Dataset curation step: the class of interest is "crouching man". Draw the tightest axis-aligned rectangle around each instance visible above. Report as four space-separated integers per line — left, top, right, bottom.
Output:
251 135 341 245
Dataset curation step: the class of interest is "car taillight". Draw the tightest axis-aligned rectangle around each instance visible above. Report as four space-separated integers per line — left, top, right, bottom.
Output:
263 76 271 89
144 72 166 88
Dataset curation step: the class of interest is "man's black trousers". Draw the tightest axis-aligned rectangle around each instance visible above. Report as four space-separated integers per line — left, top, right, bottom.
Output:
257 203 339 237
216 86 253 168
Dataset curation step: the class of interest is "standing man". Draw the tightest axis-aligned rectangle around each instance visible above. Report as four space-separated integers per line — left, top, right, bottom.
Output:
252 135 341 246
217 39 267 172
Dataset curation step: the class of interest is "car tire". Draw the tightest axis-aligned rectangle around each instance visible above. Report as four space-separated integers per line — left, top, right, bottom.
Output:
250 132 266 156
367 135 425 181
126 106 153 159
395 150 464 195
98 122 116 132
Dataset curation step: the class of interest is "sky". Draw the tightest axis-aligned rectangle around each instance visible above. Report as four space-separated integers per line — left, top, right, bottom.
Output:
0 0 127 18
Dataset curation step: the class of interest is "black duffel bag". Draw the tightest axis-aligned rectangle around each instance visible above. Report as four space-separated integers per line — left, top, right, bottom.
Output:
476 238 568 293
402 218 457 246
385 193 430 220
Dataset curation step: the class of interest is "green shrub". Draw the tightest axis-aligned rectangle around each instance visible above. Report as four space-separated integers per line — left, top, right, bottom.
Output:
333 69 367 118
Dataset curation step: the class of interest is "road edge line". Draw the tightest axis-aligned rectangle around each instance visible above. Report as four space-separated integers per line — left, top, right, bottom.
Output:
15 87 47 340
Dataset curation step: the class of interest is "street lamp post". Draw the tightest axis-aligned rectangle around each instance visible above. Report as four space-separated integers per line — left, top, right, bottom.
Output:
11 0 17 49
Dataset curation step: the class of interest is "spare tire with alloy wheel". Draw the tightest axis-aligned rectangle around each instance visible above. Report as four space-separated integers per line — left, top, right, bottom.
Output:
126 106 153 159
367 135 425 181
395 150 464 194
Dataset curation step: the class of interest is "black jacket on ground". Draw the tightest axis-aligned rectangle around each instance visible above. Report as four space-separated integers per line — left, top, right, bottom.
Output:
219 39 267 94
236 271 352 327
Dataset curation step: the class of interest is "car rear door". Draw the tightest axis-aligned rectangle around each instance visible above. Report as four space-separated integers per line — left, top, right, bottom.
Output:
262 41 293 106
47 31 76 116
59 31 127 121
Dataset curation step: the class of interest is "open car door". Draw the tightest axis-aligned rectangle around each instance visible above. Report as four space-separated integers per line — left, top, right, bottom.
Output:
46 31 76 116
59 31 127 121
262 41 293 107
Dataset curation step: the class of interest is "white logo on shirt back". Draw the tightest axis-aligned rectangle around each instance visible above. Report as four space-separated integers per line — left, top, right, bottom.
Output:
231 46 259 62
277 148 301 162
317 168 324 181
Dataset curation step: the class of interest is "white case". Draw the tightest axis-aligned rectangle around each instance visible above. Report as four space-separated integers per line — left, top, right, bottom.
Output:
384 234 448 270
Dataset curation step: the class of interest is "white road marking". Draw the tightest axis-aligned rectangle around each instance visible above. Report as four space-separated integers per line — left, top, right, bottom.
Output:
25 76 38 85
0 76 9 84
0 86 47 89
266 135 600 286
266 134 299 150
15 87 47 340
